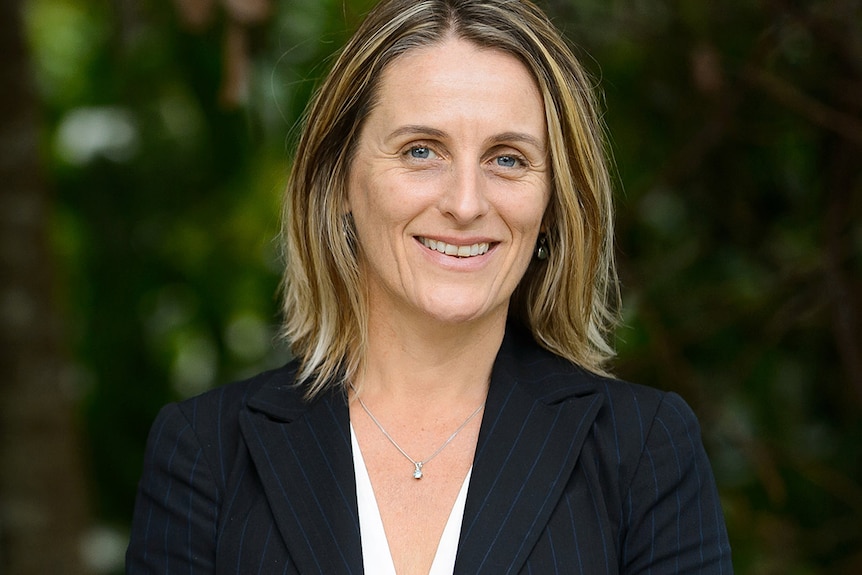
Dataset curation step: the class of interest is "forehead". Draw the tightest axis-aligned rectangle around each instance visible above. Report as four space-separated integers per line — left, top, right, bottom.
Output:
367 37 546 137
384 36 533 80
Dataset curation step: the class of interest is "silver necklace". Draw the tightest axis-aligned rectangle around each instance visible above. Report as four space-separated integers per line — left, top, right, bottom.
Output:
351 386 484 480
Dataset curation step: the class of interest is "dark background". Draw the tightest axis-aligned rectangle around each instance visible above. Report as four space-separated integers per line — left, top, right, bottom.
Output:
2 0 860 573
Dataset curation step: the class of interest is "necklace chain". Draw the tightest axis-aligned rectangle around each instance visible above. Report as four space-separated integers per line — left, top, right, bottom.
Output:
351 385 484 480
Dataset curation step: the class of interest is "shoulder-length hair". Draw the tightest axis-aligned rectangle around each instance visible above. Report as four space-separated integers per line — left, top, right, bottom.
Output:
281 0 619 399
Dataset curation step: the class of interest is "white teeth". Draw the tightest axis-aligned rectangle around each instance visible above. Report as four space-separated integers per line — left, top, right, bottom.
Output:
419 237 490 258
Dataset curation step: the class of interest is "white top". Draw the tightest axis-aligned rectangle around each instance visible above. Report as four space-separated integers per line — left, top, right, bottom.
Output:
350 425 472 575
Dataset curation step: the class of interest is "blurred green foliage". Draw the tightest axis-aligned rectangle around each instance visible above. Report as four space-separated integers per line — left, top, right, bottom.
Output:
23 0 861 573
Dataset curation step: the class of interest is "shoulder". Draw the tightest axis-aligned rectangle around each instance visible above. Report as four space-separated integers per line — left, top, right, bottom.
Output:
501 323 702 454
146 360 305 462
502 322 684 415
181 361 299 416
501 331 732 569
593 377 700 444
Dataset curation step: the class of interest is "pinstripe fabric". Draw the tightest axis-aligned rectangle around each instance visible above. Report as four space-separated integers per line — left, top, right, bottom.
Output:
127 324 732 574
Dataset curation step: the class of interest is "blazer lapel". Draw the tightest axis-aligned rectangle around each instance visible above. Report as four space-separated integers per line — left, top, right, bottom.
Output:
455 329 603 575
239 375 363 575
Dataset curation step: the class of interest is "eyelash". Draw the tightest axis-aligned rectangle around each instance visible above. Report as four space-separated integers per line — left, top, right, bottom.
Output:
494 154 526 168
403 144 527 169
406 145 435 160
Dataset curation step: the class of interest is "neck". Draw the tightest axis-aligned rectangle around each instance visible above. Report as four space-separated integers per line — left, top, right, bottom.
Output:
355 307 507 406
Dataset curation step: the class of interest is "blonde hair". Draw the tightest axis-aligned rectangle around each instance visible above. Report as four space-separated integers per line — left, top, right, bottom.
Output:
281 0 619 399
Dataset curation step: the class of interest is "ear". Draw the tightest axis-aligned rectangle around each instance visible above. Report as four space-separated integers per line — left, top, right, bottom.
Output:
539 201 553 234
341 186 351 215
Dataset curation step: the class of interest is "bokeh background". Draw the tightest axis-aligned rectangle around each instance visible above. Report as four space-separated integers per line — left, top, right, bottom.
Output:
2 0 860 573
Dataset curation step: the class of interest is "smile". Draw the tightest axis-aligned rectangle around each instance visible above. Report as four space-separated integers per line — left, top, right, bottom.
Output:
418 237 491 258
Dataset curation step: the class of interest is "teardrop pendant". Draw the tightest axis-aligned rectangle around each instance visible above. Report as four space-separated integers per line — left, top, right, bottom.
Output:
351 383 484 484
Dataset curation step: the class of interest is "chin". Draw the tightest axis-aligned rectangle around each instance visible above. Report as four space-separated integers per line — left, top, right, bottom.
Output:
415 295 504 327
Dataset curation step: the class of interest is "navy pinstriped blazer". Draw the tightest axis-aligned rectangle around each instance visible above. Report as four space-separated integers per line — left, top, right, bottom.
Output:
127 325 732 574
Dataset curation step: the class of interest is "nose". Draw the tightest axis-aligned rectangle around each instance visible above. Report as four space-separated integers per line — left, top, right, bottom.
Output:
439 162 490 223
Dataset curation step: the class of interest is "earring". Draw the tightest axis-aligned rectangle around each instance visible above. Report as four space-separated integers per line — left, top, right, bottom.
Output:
535 234 549 260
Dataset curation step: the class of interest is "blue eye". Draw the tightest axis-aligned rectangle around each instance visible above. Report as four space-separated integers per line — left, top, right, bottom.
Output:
410 146 431 159
496 155 519 168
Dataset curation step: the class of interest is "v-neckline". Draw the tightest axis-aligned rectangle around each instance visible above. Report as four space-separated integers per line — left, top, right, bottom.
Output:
350 424 472 575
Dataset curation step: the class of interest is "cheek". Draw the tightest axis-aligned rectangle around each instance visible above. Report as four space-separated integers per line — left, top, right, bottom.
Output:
509 191 550 239
353 169 430 221
352 193 400 236
347 173 415 246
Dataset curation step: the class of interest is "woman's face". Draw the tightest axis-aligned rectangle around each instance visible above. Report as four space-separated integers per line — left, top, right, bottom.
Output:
347 37 550 328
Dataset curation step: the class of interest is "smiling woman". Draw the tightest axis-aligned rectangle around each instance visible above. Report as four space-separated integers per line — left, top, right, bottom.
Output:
347 39 550 333
127 1 733 573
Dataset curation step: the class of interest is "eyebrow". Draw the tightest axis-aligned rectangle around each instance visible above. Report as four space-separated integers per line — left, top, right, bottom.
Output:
386 125 546 152
386 125 446 142
488 131 546 152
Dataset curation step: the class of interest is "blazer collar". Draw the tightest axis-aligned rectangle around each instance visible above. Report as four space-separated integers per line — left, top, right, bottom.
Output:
240 372 364 575
453 325 603 574
240 324 602 575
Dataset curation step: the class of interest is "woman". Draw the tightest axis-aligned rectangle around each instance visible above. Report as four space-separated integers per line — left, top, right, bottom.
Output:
127 0 732 573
